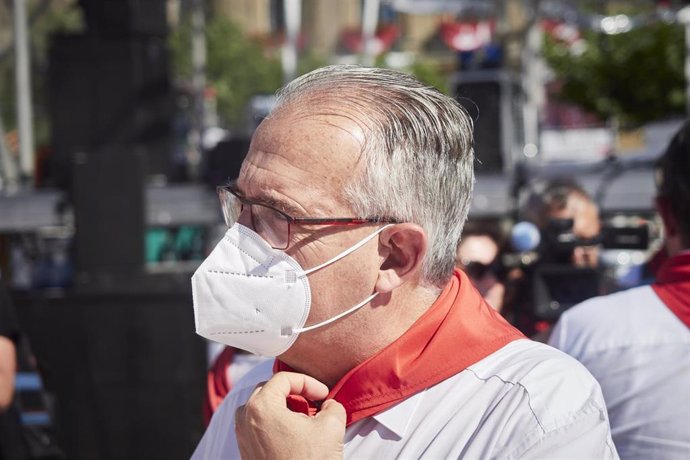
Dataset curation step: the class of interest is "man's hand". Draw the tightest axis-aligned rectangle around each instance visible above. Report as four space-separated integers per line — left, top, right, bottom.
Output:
235 371 346 460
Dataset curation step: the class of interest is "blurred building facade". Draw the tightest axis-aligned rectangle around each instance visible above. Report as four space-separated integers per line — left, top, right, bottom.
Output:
207 0 528 63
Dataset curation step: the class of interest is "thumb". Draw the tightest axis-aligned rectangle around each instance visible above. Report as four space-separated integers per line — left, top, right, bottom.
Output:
317 399 347 427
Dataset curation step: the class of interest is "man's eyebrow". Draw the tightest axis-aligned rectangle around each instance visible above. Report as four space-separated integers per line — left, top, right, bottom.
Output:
231 181 302 216
258 194 302 216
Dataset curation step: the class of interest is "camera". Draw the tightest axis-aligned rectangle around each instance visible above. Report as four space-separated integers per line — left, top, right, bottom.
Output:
505 218 650 327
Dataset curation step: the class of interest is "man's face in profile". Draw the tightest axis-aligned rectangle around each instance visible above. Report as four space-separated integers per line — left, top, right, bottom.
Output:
235 104 385 367
548 193 601 268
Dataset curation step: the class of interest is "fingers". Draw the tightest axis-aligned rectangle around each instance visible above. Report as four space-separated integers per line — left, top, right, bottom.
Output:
261 372 330 403
235 381 265 427
235 386 346 460
317 399 347 425
248 381 266 399
235 372 332 431
314 399 347 451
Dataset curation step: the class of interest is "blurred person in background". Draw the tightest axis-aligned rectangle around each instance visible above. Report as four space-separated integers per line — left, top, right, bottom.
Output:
524 178 602 268
202 346 267 426
455 222 505 312
0 288 16 413
0 280 27 460
506 178 603 340
549 120 690 459
191 65 616 459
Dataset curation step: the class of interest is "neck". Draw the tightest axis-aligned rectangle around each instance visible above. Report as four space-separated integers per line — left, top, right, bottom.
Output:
279 283 441 388
666 242 688 258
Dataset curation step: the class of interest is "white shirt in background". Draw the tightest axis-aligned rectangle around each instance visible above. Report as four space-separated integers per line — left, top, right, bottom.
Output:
550 285 690 459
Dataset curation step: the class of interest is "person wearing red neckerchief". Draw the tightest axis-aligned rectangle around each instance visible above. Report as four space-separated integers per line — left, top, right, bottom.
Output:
550 120 690 459
455 221 507 313
191 65 617 459
202 347 268 426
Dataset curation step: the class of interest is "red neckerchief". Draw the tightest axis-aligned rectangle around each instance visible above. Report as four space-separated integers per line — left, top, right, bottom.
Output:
274 269 525 426
646 247 669 278
652 252 690 328
203 347 235 426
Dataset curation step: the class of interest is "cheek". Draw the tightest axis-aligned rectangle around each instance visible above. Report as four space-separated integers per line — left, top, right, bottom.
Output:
303 243 381 322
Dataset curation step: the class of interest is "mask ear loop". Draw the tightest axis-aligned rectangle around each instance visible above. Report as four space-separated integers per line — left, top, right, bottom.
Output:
300 224 394 276
282 292 379 336
281 224 394 336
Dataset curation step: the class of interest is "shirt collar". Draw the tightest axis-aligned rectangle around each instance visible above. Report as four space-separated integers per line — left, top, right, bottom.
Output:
370 387 426 439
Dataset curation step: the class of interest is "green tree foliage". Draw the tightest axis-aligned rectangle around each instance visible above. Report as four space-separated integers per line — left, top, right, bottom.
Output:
543 21 685 128
169 17 282 128
0 0 83 143
409 58 450 94
373 53 450 94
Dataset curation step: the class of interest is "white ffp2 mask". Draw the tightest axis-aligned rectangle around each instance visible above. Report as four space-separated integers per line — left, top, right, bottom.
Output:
191 223 389 357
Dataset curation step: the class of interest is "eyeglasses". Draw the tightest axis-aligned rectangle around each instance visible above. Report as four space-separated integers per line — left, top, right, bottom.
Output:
217 184 399 250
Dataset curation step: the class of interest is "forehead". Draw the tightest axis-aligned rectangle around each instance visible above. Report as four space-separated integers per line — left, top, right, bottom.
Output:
237 108 366 215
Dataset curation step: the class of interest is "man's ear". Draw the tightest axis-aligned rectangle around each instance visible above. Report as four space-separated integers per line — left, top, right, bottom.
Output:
656 196 677 238
375 224 427 293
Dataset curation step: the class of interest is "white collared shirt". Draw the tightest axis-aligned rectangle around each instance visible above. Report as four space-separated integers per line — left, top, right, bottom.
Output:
549 285 690 459
192 339 617 459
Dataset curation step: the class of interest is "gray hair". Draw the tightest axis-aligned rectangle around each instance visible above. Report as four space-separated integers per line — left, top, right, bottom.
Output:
273 65 475 288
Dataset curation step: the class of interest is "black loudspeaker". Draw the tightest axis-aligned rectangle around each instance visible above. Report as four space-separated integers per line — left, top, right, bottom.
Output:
14 284 207 460
72 148 145 280
454 70 521 174
79 0 168 37
49 34 173 188
202 137 252 187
